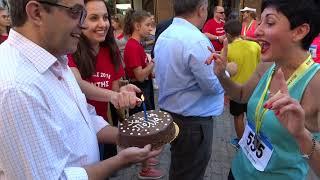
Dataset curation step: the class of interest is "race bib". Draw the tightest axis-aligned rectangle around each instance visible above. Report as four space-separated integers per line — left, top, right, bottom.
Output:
239 121 274 171
309 45 317 58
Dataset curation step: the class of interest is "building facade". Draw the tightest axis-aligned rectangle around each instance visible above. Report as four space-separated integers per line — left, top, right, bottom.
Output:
116 0 261 22
108 0 262 23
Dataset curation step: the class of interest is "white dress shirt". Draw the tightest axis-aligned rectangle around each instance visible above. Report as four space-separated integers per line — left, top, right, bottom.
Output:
0 30 108 179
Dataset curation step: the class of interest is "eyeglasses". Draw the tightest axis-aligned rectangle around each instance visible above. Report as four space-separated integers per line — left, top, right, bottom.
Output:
38 1 87 25
216 11 225 14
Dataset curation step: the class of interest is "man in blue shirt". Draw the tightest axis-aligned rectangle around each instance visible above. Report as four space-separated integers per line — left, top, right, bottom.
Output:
154 0 224 179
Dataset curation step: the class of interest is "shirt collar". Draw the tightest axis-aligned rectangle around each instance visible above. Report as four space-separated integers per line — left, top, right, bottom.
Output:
7 29 67 73
172 17 201 32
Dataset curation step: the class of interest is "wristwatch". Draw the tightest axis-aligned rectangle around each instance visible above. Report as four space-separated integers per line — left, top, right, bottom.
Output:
215 36 219 41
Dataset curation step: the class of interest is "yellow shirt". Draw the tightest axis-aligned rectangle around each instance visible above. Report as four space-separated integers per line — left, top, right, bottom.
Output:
227 38 261 84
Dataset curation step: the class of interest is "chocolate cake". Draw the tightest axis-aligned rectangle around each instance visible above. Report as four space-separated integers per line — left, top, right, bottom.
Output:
118 110 179 149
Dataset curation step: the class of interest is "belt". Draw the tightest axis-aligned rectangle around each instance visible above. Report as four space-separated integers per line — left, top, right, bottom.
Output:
160 109 213 121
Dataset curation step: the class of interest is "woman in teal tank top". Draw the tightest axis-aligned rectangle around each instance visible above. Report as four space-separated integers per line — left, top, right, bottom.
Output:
206 0 320 179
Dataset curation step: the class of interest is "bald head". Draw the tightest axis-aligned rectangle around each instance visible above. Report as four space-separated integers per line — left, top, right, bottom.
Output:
214 6 224 13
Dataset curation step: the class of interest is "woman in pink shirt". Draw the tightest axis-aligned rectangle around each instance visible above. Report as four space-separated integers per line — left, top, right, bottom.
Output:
240 7 257 42
310 34 320 63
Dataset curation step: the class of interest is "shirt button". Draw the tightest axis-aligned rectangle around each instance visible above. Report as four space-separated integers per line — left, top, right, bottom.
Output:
54 62 59 67
58 76 63 80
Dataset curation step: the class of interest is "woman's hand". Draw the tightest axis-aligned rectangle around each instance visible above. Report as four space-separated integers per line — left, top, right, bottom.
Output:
110 84 142 109
264 68 306 139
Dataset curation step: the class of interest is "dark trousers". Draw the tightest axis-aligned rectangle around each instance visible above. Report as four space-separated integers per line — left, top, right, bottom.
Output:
100 104 119 161
228 170 235 180
168 112 214 180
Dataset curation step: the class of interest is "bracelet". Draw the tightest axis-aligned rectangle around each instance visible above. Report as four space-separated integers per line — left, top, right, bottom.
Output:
301 137 316 160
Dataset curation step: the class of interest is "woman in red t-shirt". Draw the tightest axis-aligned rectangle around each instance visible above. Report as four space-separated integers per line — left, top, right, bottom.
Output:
123 9 163 179
0 7 10 44
68 0 126 164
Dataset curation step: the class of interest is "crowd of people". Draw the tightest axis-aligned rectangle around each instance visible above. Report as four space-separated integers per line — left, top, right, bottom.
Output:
0 0 320 180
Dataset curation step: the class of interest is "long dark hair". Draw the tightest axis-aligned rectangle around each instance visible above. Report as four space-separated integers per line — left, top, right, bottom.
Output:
72 0 121 79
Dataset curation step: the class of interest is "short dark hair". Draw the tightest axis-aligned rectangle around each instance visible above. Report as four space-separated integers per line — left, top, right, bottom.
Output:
227 11 239 21
173 0 207 16
224 20 242 37
261 0 320 50
8 0 58 27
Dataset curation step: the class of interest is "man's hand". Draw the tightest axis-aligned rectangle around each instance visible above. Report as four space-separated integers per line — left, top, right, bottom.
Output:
111 84 142 109
218 35 226 43
118 145 163 165
205 39 229 77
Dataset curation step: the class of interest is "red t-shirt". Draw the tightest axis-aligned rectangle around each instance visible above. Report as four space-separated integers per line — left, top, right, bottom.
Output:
310 35 320 63
241 20 257 39
202 19 225 51
0 35 8 43
117 33 124 40
123 38 149 79
68 47 125 120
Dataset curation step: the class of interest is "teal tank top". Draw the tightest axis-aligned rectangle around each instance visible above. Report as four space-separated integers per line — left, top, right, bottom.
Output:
231 63 320 180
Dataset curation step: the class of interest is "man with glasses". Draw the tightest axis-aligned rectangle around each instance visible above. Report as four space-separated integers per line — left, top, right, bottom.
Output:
0 0 161 179
203 6 226 51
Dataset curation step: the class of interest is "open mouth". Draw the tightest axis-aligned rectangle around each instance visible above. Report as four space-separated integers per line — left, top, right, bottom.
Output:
258 40 270 54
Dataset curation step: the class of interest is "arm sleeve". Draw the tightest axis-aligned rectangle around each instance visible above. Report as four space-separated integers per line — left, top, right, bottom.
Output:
86 103 109 134
124 42 142 69
202 20 212 34
0 87 89 180
187 40 224 95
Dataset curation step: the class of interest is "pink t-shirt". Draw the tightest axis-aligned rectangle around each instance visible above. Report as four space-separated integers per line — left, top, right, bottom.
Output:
241 20 257 39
